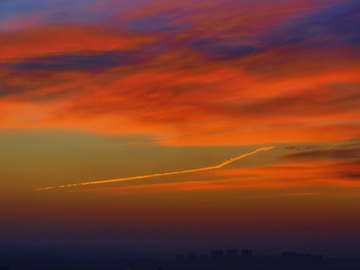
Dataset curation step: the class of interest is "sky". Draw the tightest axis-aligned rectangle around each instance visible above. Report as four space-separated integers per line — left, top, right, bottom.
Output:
0 0 360 259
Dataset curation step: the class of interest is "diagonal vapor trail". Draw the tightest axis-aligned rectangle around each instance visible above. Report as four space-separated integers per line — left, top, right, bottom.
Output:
36 146 274 191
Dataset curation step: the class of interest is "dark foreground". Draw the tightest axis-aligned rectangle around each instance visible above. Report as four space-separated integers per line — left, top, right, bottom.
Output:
1 248 360 270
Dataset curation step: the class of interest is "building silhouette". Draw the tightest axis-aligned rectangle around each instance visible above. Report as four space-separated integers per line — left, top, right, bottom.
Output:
176 254 185 261
211 249 224 262
241 250 253 260
199 255 208 262
312 254 324 263
172 248 331 270
226 249 238 258
188 254 197 262
281 251 297 262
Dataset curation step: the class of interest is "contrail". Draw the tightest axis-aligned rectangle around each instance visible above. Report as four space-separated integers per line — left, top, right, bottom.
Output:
36 146 274 191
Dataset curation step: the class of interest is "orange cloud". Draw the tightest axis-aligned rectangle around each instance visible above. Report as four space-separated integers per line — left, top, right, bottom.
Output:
1 50 360 146
1 1 360 147
0 26 157 60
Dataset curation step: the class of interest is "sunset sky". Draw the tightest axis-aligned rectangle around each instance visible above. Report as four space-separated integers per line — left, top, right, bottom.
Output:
1 0 360 258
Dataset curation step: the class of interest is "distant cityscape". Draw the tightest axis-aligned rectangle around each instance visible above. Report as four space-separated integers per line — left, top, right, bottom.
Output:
171 248 360 270
176 248 324 263
1 248 360 270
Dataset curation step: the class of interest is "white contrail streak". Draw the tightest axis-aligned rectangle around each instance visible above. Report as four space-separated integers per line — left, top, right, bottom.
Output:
36 146 274 191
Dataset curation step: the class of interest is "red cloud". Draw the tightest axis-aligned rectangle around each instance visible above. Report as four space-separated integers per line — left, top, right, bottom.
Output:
0 26 157 60
1 0 360 146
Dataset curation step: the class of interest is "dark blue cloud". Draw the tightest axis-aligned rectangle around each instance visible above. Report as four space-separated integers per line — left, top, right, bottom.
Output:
46 11 73 22
0 0 101 23
191 38 259 60
46 11 111 24
12 50 150 72
191 0 360 60
0 85 31 97
262 0 360 49
212 45 258 59
0 0 48 22
128 17 186 33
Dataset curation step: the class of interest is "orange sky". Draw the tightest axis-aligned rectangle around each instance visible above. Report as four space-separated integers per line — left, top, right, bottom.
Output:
0 0 360 257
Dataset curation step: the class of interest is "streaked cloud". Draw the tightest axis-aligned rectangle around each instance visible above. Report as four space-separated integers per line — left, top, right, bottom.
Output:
0 0 359 147
0 26 156 59
12 50 152 72
280 145 360 162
